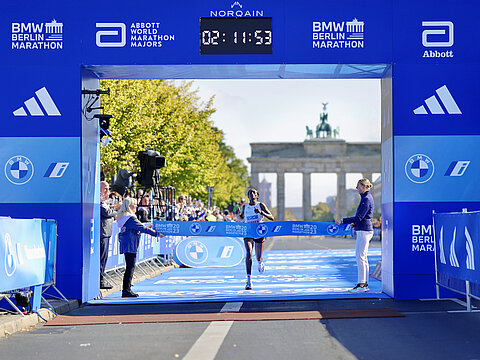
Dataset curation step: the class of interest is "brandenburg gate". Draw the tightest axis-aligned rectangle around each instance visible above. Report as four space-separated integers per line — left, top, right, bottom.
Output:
248 139 380 221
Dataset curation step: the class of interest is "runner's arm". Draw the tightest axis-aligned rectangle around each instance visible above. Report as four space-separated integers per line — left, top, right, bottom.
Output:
257 202 274 221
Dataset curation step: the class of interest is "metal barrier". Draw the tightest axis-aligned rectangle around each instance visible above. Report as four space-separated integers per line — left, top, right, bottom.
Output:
432 208 480 312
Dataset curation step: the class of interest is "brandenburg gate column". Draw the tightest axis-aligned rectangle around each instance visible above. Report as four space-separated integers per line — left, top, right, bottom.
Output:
336 171 347 220
250 169 259 190
302 171 312 221
276 171 285 221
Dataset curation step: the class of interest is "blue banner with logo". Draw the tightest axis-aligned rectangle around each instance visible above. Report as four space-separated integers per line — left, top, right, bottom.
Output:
433 211 480 284
0 218 46 292
153 220 352 238
395 136 480 202
174 236 245 268
0 137 81 203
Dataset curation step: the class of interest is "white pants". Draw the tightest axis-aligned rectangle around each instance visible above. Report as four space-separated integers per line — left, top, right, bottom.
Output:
355 230 374 283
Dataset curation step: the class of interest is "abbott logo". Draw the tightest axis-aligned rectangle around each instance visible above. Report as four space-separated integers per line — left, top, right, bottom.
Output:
96 23 126 47
422 21 454 47
413 85 461 115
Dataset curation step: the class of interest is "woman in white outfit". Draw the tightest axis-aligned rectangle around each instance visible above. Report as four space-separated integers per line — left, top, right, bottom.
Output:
239 188 274 290
336 178 375 292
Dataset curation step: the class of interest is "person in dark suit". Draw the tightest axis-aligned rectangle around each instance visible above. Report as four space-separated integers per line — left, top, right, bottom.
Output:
100 181 121 290
116 197 165 297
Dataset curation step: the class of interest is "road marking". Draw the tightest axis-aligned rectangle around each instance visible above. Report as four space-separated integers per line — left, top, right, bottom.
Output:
182 321 234 360
220 302 243 312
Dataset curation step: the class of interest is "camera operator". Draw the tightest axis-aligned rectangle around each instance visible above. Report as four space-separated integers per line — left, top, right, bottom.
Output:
100 181 122 289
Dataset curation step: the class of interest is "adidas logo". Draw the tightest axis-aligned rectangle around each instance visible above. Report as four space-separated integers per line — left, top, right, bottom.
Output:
413 85 461 115
13 87 61 116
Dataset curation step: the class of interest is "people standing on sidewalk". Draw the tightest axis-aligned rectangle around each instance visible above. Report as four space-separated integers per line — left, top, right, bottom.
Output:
100 181 121 290
117 197 165 298
336 178 374 293
238 188 274 290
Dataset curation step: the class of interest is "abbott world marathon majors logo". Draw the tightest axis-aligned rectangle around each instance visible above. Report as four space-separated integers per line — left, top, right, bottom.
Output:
312 18 364 49
96 22 175 48
4 156 34 185
185 240 208 264
405 154 434 184
11 20 63 50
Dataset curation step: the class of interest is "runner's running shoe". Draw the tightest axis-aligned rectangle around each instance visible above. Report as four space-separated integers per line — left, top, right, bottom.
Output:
348 283 369 293
258 261 265 274
245 280 252 290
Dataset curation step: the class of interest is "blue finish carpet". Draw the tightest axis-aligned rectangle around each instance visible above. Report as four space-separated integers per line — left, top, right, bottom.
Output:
88 249 387 304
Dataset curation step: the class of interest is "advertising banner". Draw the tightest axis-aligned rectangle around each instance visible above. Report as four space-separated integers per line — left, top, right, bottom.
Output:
153 220 352 238
433 211 480 284
173 236 245 268
0 218 46 292
395 136 480 202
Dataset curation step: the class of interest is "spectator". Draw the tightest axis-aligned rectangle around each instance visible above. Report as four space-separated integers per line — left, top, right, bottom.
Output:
223 210 233 221
117 197 165 298
205 210 216 221
100 181 121 290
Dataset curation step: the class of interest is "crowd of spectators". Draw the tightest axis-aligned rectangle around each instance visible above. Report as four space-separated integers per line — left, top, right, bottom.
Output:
115 187 245 223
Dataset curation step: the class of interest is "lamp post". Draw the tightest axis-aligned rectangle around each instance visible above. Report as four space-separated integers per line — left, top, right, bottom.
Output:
206 186 214 209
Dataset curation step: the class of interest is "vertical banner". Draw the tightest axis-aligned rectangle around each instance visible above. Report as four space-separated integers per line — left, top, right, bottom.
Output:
434 211 480 284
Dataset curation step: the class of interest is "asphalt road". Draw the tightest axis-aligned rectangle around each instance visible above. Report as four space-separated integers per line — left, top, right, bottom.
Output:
2 236 480 360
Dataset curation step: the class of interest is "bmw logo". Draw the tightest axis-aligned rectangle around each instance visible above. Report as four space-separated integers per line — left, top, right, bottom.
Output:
190 223 202 234
4 155 34 185
256 224 268 237
327 224 339 235
405 154 434 184
185 241 208 264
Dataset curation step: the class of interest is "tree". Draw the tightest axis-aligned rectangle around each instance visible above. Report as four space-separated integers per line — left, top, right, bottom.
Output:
312 202 334 222
100 79 249 207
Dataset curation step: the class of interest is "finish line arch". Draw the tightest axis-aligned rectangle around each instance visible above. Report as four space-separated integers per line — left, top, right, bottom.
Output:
2 0 479 302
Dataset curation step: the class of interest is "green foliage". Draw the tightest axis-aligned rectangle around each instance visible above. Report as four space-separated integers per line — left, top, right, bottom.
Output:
312 202 335 222
100 79 249 207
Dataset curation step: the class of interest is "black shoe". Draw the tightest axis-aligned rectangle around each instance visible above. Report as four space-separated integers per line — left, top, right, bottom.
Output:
122 289 139 298
100 283 113 290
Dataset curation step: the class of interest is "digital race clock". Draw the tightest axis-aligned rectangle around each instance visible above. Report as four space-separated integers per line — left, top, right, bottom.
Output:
200 17 272 55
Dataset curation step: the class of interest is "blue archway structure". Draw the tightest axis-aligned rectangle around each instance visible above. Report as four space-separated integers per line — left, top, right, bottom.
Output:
2 0 479 302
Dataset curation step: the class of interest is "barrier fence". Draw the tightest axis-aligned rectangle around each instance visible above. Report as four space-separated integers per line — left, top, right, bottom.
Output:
0 217 58 315
433 209 480 311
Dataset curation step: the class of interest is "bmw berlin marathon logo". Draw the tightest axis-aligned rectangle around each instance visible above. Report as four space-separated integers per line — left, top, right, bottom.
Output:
5 155 34 185
185 241 208 264
405 154 434 183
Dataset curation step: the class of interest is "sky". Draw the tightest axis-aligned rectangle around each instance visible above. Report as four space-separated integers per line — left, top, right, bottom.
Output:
181 79 381 207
